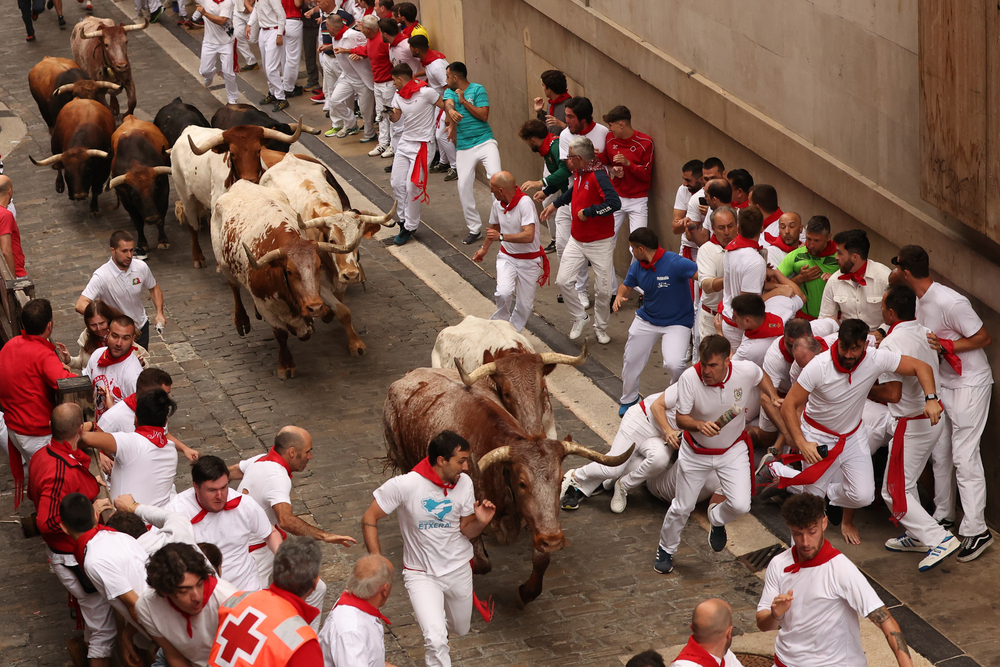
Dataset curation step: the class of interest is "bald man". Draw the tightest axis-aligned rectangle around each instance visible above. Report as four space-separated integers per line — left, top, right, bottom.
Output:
319 554 397 667
670 598 744 667
763 211 804 268
473 171 549 332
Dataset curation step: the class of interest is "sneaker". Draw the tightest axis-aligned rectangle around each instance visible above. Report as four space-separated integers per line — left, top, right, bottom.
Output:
618 399 638 418
443 167 458 181
560 469 578 499
755 448 779 486
286 86 303 98
918 535 960 572
957 530 994 563
85 1 92 9
938 518 955 530
393 227 414 246
569 316 589 340
359 135 378 143
133 246 149 261
825 499 843 526
429 162 450 173
334 127 353 138
272 99 289 112
259 94 276 106
242 62 259 71
368 144 387 157
324 127 342 137
26 34 36 41
381 147 395 159
610 478 628 514
708 503 728 552
462 231 481 245
596 330 611 345
191 17 204 26
310 92 325 103
58 14 66 26
149 7 161 22
384 164 392 173
885 533 928 553
544 240 556 254
557 293 564 304
177 18 192 26
653 547 674 574
560 471 586 510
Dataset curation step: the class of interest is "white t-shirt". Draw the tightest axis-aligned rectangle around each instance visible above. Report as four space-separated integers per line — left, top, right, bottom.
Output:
878 320 940 419
84 349 143 419
165 487 273 591
796 347 901 434
640 387 679 433
673 183 695 212
722 246 766 319
758 549 884 667
917 281 993 389
696 239 725 311
766 243 796 269
335 29 371 86
319 603 386 667
110 431 178 508
135 577 238 667
83 530 150 622
817 260 891 330
733 295 803 368
675 359 762 449
98 399 136 433
681 187 713 252
81 257 156 328
763 318 839 393
489 195 542 255
202 0 234 44
670 649 743 667
373 470 475 577
394 86 441 143
558 122 608 160
389 38 421 81
237 454 292 528
424 58 449 95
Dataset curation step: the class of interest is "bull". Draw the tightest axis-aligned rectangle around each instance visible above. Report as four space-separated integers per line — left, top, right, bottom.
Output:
171 122 303 268
211 104 321 152
71 16 147 117
383 365 633 606
28 56 121 129
107 116 172 255
211 180 394 377
154 97 210 147
29 98 114 216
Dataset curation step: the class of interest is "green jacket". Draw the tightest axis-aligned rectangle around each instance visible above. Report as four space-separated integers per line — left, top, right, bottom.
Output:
539 136 570 195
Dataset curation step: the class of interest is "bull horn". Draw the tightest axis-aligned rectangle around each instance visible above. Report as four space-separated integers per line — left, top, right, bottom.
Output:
562 441 635 466
454 360 474 387
539 339 588 367
107 174 128 189
242 243 285 270
53 83 77 96
85 149 109 158
261 117 303 144
95 81 122 91
477 446 512 472
316 233 363 255
188 132 225 156
464 361 498 385
357 200 397 226
82 29 103 38
152 166 172 176
298 123 322 135
164 148 171 155
30 154 64 167
123 18 148 31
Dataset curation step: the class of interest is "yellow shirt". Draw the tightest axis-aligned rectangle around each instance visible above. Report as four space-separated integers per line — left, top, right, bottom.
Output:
409 23 430 44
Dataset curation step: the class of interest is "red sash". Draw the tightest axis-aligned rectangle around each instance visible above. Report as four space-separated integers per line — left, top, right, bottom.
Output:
716 303 737 328
674 636 724 667
500 246 551 287
776 414 861 489
886 408 938 525
410 142 430 204
938 338 962 375
335 591 391 624
683 429 756 495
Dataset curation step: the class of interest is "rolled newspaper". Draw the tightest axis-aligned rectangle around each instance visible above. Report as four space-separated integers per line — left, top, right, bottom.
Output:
714 404 742 429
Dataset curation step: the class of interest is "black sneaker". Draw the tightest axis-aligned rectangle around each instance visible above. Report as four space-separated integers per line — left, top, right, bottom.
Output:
286 86 303 98
826 499 843 526
58 14 66 26
259 94 276 105
149 7 162 22
938 518 955 530
709 524 727 552
273 99 289 112
384 164 392 173
429 162 450 174
133 246 149 260
462 231 481 245
957 531 993 563
544 240 556 254
557 293 564 303
560 472 586 510
653 547 673 574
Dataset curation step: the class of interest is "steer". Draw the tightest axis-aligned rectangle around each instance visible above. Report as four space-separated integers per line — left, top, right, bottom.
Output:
383 367 633 606
171 122 303 268
212 104 321 152
107 116 172 255
154 97 210 146
432 316 560 438
211 181 393 377
28 56 120 129
71 16 147 117
30 98 114 216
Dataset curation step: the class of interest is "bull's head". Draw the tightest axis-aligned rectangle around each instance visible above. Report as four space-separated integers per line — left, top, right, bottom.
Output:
299 204 397 284
107 166 172 223
82 20 146 74
455 343 588 437
189 121 303 186
476 438 635 553
30 149 109 200
53 80 121 102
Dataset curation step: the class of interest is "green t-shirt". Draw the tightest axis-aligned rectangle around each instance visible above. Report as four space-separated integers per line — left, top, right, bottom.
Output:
443 83 494 150
777 247 841 317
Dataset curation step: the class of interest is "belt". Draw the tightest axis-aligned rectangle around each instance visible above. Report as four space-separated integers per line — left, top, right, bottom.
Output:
683 430 757 495
262 25 279 30
717 303 737 328
701 303 717 315
776 414 862 489
287 16 301 19
499 246 551 287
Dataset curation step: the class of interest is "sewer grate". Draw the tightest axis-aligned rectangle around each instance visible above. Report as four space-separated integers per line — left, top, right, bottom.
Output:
736 544 784 572
734 653 774 667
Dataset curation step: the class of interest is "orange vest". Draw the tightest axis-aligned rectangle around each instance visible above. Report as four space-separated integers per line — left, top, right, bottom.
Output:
209 589 317 667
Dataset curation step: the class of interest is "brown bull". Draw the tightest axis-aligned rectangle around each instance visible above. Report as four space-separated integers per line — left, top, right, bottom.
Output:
108 116 172 254
383 365 633 606
71 17 147 117
28 56 120 129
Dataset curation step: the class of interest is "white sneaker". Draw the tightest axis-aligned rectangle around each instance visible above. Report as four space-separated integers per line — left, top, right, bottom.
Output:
569 316 589 340
918 535 960 572
367 145 387 157
885 533 928 553
601 478 614 493
381 147 395 158
610 478 628 514
596 330 611 345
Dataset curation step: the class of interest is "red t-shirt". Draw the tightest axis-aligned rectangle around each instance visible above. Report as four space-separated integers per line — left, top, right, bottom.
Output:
601 130 654 199
0 335 76 435
352 35 392 83
0 207 26 278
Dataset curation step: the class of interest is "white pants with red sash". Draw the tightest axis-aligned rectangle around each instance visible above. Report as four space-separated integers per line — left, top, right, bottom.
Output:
491 250 543 332
391 139 428 231
931 383 991 536
403 564 473 667
49 549 116 658
881 413 949 546
200 40 239 104
658 432 753 554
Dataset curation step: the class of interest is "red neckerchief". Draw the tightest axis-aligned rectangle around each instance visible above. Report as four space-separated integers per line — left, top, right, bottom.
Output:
538 133 555 157
191 494 242 524
335 591 391 625
709 234 723 246
638 247 665 270
500 188 526 212
135 425 168 448
577 120 596 137
73 525 117 567
811 239 837 257
49 439 93 470
270 584 319 625
333 24 349 40
397 78 427 99
694 362 732 388
421 49 446 65
838 261 868 286
258 446 293 479
763 232 799 253
401 22 416 37
725 235 761 252
732 200 749 210
167 575 218 638
412 457 456 496
547 92 571 116
762 207 784 229
674 635 724 667
784 539 841 573
362 6 373 15
96 346 135 367
744 313 785 340
123 393 138 412
829 341 865 384
389 32 405 48
21 332 58 353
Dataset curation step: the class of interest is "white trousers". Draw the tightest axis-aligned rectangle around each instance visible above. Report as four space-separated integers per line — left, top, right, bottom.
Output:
659 441 751 553
391 139 426 232
329 76 375 139
721 319 744 353
931 384 991 536
9 431 49 479
612 196 648 237
200 41 239 104
574 405 672 495
320 54 342 123
258 28 286 99
455 139 502 234
232 10 256 65
434 110 456 166
554 206 589 294
374 81 396 147
556 236 615 334
281 19 303 93
882 417 950 547
646 457 718 505
770 422 875 509
50 551 116 658
491 252 542 332
620 316 690 404
697 305 718 345
863 400 895 454
134 0 161 15
403 565 473 667
251 546 327 631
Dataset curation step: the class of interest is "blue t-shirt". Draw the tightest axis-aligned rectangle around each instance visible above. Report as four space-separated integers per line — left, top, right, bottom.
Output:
443 83 494 150
624 251 698 327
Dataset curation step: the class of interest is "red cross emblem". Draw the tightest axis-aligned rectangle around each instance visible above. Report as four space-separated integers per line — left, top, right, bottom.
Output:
214 607 268 666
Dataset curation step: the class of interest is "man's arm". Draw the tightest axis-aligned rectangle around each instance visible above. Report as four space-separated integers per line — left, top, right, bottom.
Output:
361 499 388 555
75 295 93 316
272 502 357 546
388 106 402 123
584 171 621 218
928 325 992 354
541 159 570 195
80 428 119 455
757 374 791 442
149 284 166 327
648 393 680 449
196 3 228 23
118 589 141 624
867 606 914 667
868 381 902 404
166 434 198 462
780 383 822 463
767 267 807 303
455 89 489 122
152 636 194 667
459 500 495 539
0 234 15 277
893 355 943 423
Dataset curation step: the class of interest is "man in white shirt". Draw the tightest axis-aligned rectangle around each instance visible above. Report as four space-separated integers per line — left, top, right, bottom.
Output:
196 0 239 104
683 175 731 356
669 598 743 667
818 229 891 331
409 35 454 176
654 335 786 575
247 0 287 110
749 183 785 248
76 230 166 350
729 285 805 369
891 244 994 562
696 205 737 344
719 207 766 350
319 554 396 667
325 11 376 139
361 431 496 667
472 172 546 332
764 211 802 268
680 157 726 263
672 159 705 252
757 494 915 667
83 316 143 420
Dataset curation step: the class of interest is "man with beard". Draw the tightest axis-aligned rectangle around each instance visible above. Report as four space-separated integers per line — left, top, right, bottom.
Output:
83 315 143 421
777 215 840 319
517 119 569 252
818 229 891 332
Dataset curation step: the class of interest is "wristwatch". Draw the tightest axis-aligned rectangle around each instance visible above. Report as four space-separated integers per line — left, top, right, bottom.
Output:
925 394 939 401
499 233 505 242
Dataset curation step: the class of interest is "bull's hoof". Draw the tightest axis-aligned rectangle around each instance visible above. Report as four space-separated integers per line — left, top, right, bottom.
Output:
90 209 100 218
349 343 367 358
277 366 297 379
236 321 251 337
192 260 206 269
56 183 64 194
516 584 540 609
157 242 170 250
515 586 528 610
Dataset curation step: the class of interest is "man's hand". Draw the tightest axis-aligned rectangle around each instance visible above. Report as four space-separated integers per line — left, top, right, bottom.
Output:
540 204 556 222
532 191 547 203
697 420 721 438
664 429 680 450
97 384 114 408
521 180 542 193
245 25 251 39
577 209 587 221
771 590 793 620
93 498 113 515
472 247 487 263
923 399 943 425
276 34 283 46
54 341 71 364
612 294 627 313
99 451 113 475
322 533 358 547
446 108 463 124
612 153 631 167
154 313 166 328
485 228 500 242
611 165 625 179
474 499 496 524
698 203 709 217
456 88 465 104
544 115 565 129
183 447 199 462
926 331 942 353
821 272 833 282
532 96 544 112
195 3 204 12
798 440 823 464
120 631 142 667
797 265 821 282
114 494 137 513
714 313 724 336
